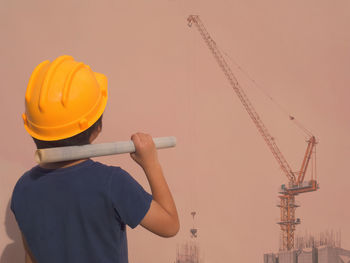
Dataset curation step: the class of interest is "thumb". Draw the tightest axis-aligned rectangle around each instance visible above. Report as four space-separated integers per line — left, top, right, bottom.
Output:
131 133 141 149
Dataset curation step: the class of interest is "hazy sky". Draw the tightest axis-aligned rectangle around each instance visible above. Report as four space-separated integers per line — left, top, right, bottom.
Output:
1 0 350 262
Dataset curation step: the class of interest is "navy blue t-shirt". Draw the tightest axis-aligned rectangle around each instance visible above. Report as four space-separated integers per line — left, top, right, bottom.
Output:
11 159 152 263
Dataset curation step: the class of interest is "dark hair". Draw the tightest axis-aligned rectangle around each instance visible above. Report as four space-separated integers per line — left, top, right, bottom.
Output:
33 115 103 149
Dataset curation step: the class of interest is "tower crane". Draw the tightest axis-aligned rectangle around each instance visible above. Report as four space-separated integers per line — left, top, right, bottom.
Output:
187 15 319 251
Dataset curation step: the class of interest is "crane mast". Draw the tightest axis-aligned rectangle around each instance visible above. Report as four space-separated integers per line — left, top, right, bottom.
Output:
187 15 318 251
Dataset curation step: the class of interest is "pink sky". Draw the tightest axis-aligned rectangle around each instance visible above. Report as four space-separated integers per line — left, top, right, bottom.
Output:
1 0 350 262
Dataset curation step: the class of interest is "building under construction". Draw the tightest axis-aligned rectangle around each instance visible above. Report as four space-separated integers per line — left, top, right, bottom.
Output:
264 231 350 263
176 212 202 263
176 241 200 263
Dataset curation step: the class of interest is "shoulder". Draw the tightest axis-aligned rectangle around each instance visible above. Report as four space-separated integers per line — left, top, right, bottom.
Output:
90 161 135 189
93 161 130 178
12 167 36 192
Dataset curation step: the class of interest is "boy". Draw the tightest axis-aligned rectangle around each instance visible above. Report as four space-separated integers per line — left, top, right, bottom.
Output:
11 55 179 263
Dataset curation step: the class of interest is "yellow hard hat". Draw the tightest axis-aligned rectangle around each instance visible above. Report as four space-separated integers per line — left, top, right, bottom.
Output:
23 55 108 141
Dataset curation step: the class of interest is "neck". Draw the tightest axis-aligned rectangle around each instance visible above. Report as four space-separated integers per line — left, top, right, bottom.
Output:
39 159 88 169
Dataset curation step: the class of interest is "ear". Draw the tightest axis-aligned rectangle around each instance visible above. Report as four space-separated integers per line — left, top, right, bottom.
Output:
89 125 102 143
97 123 102 133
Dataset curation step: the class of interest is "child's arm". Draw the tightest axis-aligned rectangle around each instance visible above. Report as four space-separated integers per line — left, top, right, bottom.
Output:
130 133 179 237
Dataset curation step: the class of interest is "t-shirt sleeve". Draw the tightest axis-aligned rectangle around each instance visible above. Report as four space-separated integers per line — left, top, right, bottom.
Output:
10 174 24 216
10 191 16 215
109 167 152 229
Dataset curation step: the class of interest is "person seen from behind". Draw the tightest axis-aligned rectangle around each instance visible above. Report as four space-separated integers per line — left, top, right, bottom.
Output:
11 55 179 263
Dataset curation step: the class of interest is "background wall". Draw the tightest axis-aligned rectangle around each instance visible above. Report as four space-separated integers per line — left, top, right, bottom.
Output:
1 0 349 262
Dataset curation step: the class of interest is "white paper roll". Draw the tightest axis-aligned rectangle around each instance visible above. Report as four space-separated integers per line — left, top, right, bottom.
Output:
35 136 176 164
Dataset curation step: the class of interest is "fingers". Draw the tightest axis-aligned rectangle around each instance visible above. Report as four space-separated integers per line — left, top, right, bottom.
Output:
131 133 141 146
131 133 154 148
130 132 158 168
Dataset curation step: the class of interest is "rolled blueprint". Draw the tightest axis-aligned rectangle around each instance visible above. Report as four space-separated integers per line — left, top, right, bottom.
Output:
35 136 176 164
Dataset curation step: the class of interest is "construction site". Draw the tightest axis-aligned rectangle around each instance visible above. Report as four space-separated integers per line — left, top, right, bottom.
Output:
176 215 350 263
175 15 350 263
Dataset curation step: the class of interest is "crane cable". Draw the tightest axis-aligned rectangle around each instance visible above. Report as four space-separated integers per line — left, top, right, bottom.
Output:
218 46 315 138
219 46 319 181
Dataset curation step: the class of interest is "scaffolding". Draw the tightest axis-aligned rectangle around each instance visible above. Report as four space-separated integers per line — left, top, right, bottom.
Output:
265 230 346 263
176 241 200 263
176 212 201 263
295 230 342 250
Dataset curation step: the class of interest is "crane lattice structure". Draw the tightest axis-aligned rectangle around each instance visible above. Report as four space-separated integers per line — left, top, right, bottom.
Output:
187 15 319 251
